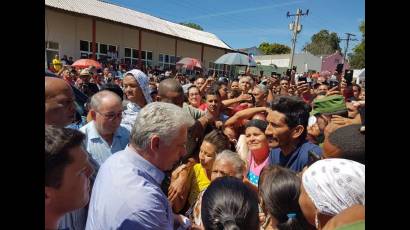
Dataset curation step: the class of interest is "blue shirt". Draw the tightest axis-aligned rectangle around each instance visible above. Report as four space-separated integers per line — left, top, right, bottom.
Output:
268 140 322 173
85 146 174 230
80 121 130 166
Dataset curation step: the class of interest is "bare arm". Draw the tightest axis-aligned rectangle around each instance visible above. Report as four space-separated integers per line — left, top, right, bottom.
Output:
224 107 268 127
169 159 196 213
222 93 252 107
266 89 274 104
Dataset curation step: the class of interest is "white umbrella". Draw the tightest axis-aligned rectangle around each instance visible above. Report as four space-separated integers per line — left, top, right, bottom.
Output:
214 52 256 66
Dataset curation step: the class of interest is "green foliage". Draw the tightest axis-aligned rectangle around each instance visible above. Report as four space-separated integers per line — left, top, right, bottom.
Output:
302 30 341 55
179 22 204 31
349 21 365 69
258 42 291 55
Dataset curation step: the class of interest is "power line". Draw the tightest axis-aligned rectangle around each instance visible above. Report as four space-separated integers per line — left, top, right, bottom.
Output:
339 33 358 63
287 8 309 68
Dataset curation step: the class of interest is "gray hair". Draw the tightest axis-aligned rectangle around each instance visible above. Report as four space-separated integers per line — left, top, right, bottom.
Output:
239 75 254 85
255 84 269 96
215 150 246 179
89 90 121 110
131 102 195 150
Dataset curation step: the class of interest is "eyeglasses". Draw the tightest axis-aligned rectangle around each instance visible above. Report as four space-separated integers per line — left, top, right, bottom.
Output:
96 111 122 120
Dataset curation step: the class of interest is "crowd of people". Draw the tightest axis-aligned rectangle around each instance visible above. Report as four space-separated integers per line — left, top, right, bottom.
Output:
45 55 365 230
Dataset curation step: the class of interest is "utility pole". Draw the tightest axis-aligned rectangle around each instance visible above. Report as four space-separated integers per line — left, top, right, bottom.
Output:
340 33 358 64
287 8 309 69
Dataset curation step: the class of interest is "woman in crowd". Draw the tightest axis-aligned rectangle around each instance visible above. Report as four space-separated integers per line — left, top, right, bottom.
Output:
201 176 259 230
258 165 313 230
187 85 205 109
120 69 152 132
245 119 270 187
171 129 230 213
299 158 365 229
191 150 247 226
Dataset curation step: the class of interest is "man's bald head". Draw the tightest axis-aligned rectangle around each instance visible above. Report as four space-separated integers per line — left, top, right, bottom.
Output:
157 78 184 107
45 77 76 127
45 77 72 99
158 78 183 96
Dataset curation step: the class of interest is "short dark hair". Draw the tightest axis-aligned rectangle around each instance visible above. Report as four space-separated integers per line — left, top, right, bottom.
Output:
229 89 242 99
259 165 311 230
187 85 200 94
205 84 221 98
100 83 124 100
270 96 311 140
45 125 85 188
245 119 268 133
202 176 259 230
158 78 183 96
328 124 365 164
203 129 230 154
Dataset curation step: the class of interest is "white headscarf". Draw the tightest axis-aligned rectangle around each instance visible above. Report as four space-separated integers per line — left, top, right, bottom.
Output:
124 69 152 105
121 69 152 132
302 158 365 216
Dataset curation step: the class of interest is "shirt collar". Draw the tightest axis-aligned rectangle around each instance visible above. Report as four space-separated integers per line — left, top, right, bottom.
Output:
123 145 165 185
88 121 125 140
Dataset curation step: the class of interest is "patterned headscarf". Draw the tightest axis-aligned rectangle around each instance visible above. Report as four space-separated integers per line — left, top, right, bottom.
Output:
302 158 365 216
124 69 153 105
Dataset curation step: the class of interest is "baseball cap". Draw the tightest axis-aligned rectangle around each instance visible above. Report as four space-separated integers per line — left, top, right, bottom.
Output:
310 95 347 116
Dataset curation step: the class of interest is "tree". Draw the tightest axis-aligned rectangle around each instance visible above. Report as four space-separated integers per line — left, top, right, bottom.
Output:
179 22 203 31
258 42 291 55
303 30 341 56
349 21 365 68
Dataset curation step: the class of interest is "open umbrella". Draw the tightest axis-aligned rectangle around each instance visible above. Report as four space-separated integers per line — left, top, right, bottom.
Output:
214 52 256 67
176 57 202 70
72 59 102 69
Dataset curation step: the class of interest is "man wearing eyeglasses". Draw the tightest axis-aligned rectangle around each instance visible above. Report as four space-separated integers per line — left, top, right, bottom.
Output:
80 90 130 165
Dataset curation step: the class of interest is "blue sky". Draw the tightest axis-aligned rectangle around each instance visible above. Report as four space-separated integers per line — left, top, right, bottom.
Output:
106 0 364 54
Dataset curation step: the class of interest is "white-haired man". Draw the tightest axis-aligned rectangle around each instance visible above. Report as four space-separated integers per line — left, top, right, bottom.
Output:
252 84 269 107
86 102 195 229
239 75 253 94
80 90 130 165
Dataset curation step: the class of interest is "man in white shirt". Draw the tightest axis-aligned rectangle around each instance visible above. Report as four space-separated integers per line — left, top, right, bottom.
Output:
80 90 129 165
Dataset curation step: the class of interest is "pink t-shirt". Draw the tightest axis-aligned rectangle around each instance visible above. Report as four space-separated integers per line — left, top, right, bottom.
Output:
247 152 269 186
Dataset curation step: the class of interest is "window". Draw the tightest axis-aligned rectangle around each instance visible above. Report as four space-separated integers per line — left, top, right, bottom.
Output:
100 44 107 54
208 62 226 76
132 49 139 59
46 41 59 50
108 45 116 52
125 48 131 57
80 40 89 52
124 48 152 68
45 41 59 68
158 53 179 70
79 40 117 62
